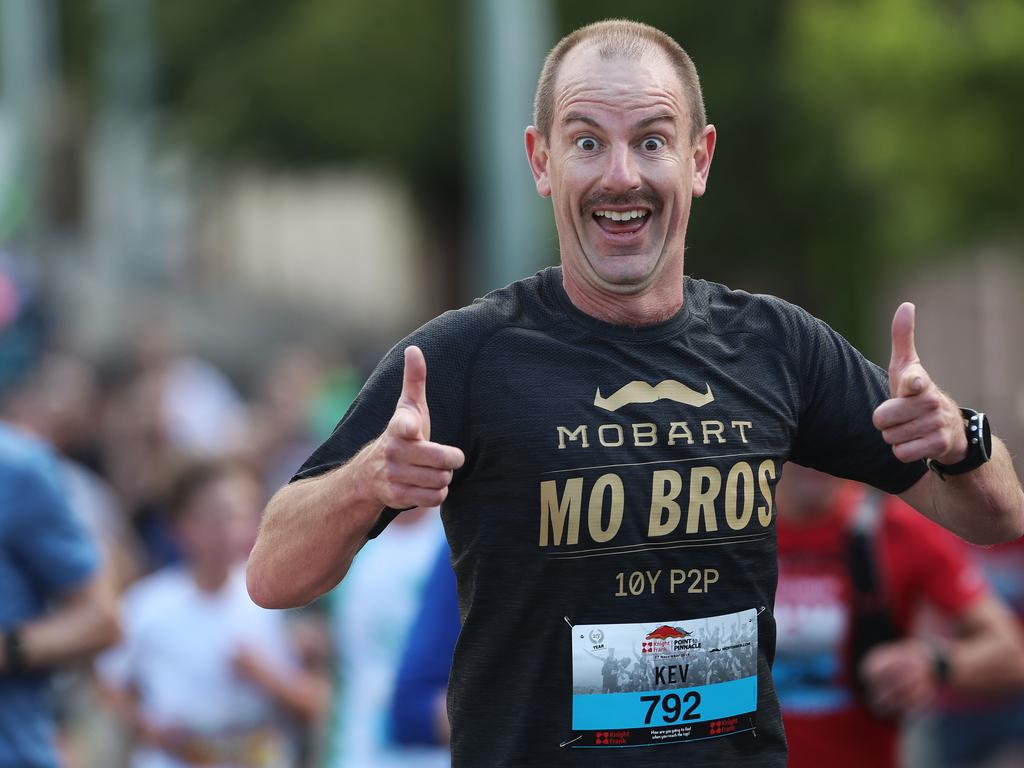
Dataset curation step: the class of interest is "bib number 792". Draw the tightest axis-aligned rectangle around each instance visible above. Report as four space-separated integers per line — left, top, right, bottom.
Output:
639 691 701 725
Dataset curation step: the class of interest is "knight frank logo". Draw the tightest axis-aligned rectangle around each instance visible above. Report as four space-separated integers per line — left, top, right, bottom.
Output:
594 380 715 412
641 625 702 654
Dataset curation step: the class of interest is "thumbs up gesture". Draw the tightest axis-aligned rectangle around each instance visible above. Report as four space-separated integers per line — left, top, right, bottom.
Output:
368 346 465 509
872 303 968 465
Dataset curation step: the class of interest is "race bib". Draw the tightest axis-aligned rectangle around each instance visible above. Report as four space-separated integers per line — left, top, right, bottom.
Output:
567 608 758 748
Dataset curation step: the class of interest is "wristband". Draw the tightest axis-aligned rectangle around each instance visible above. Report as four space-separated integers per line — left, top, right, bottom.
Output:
4 627 27 673
930 645 951 685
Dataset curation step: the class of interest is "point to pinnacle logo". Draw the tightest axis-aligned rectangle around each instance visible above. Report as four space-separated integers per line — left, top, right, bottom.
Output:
641 625 702 654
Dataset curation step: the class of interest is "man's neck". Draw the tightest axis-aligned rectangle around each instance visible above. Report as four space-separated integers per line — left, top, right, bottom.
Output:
561 270 685 327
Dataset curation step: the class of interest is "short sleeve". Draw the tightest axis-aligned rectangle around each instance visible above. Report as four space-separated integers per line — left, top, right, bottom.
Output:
785 304 927 495
11 455 98 594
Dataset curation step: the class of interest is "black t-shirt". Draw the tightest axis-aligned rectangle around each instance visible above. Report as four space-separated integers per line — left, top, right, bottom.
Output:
294 267 925 768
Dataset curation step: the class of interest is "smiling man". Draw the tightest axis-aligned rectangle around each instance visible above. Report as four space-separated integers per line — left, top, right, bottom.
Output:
247 19 1024 768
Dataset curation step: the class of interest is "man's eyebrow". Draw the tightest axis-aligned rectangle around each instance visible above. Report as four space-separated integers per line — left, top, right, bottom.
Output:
636 114 676 129
562 113 601 128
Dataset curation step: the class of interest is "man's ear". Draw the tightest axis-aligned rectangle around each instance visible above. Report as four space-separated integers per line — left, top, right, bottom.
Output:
691 124 716 198
525 126 552 198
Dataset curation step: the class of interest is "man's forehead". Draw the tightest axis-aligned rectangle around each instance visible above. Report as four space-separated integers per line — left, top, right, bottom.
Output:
553 43 686 125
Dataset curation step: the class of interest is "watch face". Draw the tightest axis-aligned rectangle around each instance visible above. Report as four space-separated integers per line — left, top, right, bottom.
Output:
978 413 992 459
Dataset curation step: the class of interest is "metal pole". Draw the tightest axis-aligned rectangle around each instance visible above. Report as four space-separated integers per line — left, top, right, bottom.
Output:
82 0 159 342
0 0 51 250
466 0 554 299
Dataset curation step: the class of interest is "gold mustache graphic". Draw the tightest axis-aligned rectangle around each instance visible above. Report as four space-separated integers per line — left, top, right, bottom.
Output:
593 380 715 412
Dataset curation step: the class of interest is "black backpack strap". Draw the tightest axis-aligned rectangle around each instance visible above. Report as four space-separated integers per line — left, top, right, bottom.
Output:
848 490 885 601
846 490 901 701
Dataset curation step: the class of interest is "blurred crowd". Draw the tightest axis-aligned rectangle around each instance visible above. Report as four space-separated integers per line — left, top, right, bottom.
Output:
0 259 442 767
2 264 1024 768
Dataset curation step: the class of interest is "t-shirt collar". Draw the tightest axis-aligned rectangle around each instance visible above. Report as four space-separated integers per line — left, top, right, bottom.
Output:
541 266 693 342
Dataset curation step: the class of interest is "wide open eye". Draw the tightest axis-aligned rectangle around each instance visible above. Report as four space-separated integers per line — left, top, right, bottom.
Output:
641 136 665 152
575 136 599 152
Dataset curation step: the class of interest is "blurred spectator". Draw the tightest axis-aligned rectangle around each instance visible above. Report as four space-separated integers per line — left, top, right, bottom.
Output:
129 319 246 458
389 540 459 748
2 351 142 588
309 349 363 443
773 464 1024 768
98 357 186 574
98 320 248 575
323 506 448 768
0 420 119 767
920 533 1024 767
97 459 328 768
240 347 324 494
0 353 144 767
0 257 48 394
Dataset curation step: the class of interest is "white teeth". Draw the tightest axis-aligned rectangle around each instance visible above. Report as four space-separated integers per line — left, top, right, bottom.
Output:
594 209 648 221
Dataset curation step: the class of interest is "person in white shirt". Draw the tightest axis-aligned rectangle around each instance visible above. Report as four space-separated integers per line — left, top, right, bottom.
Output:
99 459 327 768
323 506 449 768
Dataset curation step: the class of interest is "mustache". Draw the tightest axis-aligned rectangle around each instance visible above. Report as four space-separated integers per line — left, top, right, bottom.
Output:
594 380 715 412
583 189 661 215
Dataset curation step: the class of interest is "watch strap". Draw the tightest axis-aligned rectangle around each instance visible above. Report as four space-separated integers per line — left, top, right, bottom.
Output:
926 408 992 480
929 644 952 685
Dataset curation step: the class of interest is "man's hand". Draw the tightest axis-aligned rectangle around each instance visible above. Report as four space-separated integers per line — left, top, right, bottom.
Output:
364 346 465 510
872 303 967 465
247 345 467 609
859 638 941 717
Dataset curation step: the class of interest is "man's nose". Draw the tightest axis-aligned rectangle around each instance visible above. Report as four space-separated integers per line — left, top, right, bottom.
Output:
601 143 641 192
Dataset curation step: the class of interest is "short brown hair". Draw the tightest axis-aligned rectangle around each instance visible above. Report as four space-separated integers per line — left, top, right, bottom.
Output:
166 457 263 522
533 19 706 142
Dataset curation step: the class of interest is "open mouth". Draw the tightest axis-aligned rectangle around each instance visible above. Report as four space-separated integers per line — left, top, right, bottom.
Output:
591 208 651 237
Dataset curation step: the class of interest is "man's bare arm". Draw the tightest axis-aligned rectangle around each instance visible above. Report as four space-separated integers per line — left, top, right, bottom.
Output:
875 303 1024 544
0 569 119 672
900 436 1024 544
246 346 464 609
860 594 1024 715
944 594 1024 692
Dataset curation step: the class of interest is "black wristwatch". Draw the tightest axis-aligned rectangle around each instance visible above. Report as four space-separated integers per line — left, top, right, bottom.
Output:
930 645 952 685
926 408 992 481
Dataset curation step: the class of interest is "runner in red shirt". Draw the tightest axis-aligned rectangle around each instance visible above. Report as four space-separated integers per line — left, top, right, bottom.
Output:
925 534 1024 767
774 464 1024 768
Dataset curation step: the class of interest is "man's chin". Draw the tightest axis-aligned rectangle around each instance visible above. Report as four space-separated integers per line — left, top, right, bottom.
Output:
585 255 663 294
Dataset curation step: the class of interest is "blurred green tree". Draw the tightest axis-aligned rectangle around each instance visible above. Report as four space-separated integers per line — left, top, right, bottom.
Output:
55 1 1023 345
152 0 462 205
784 0 1024 299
